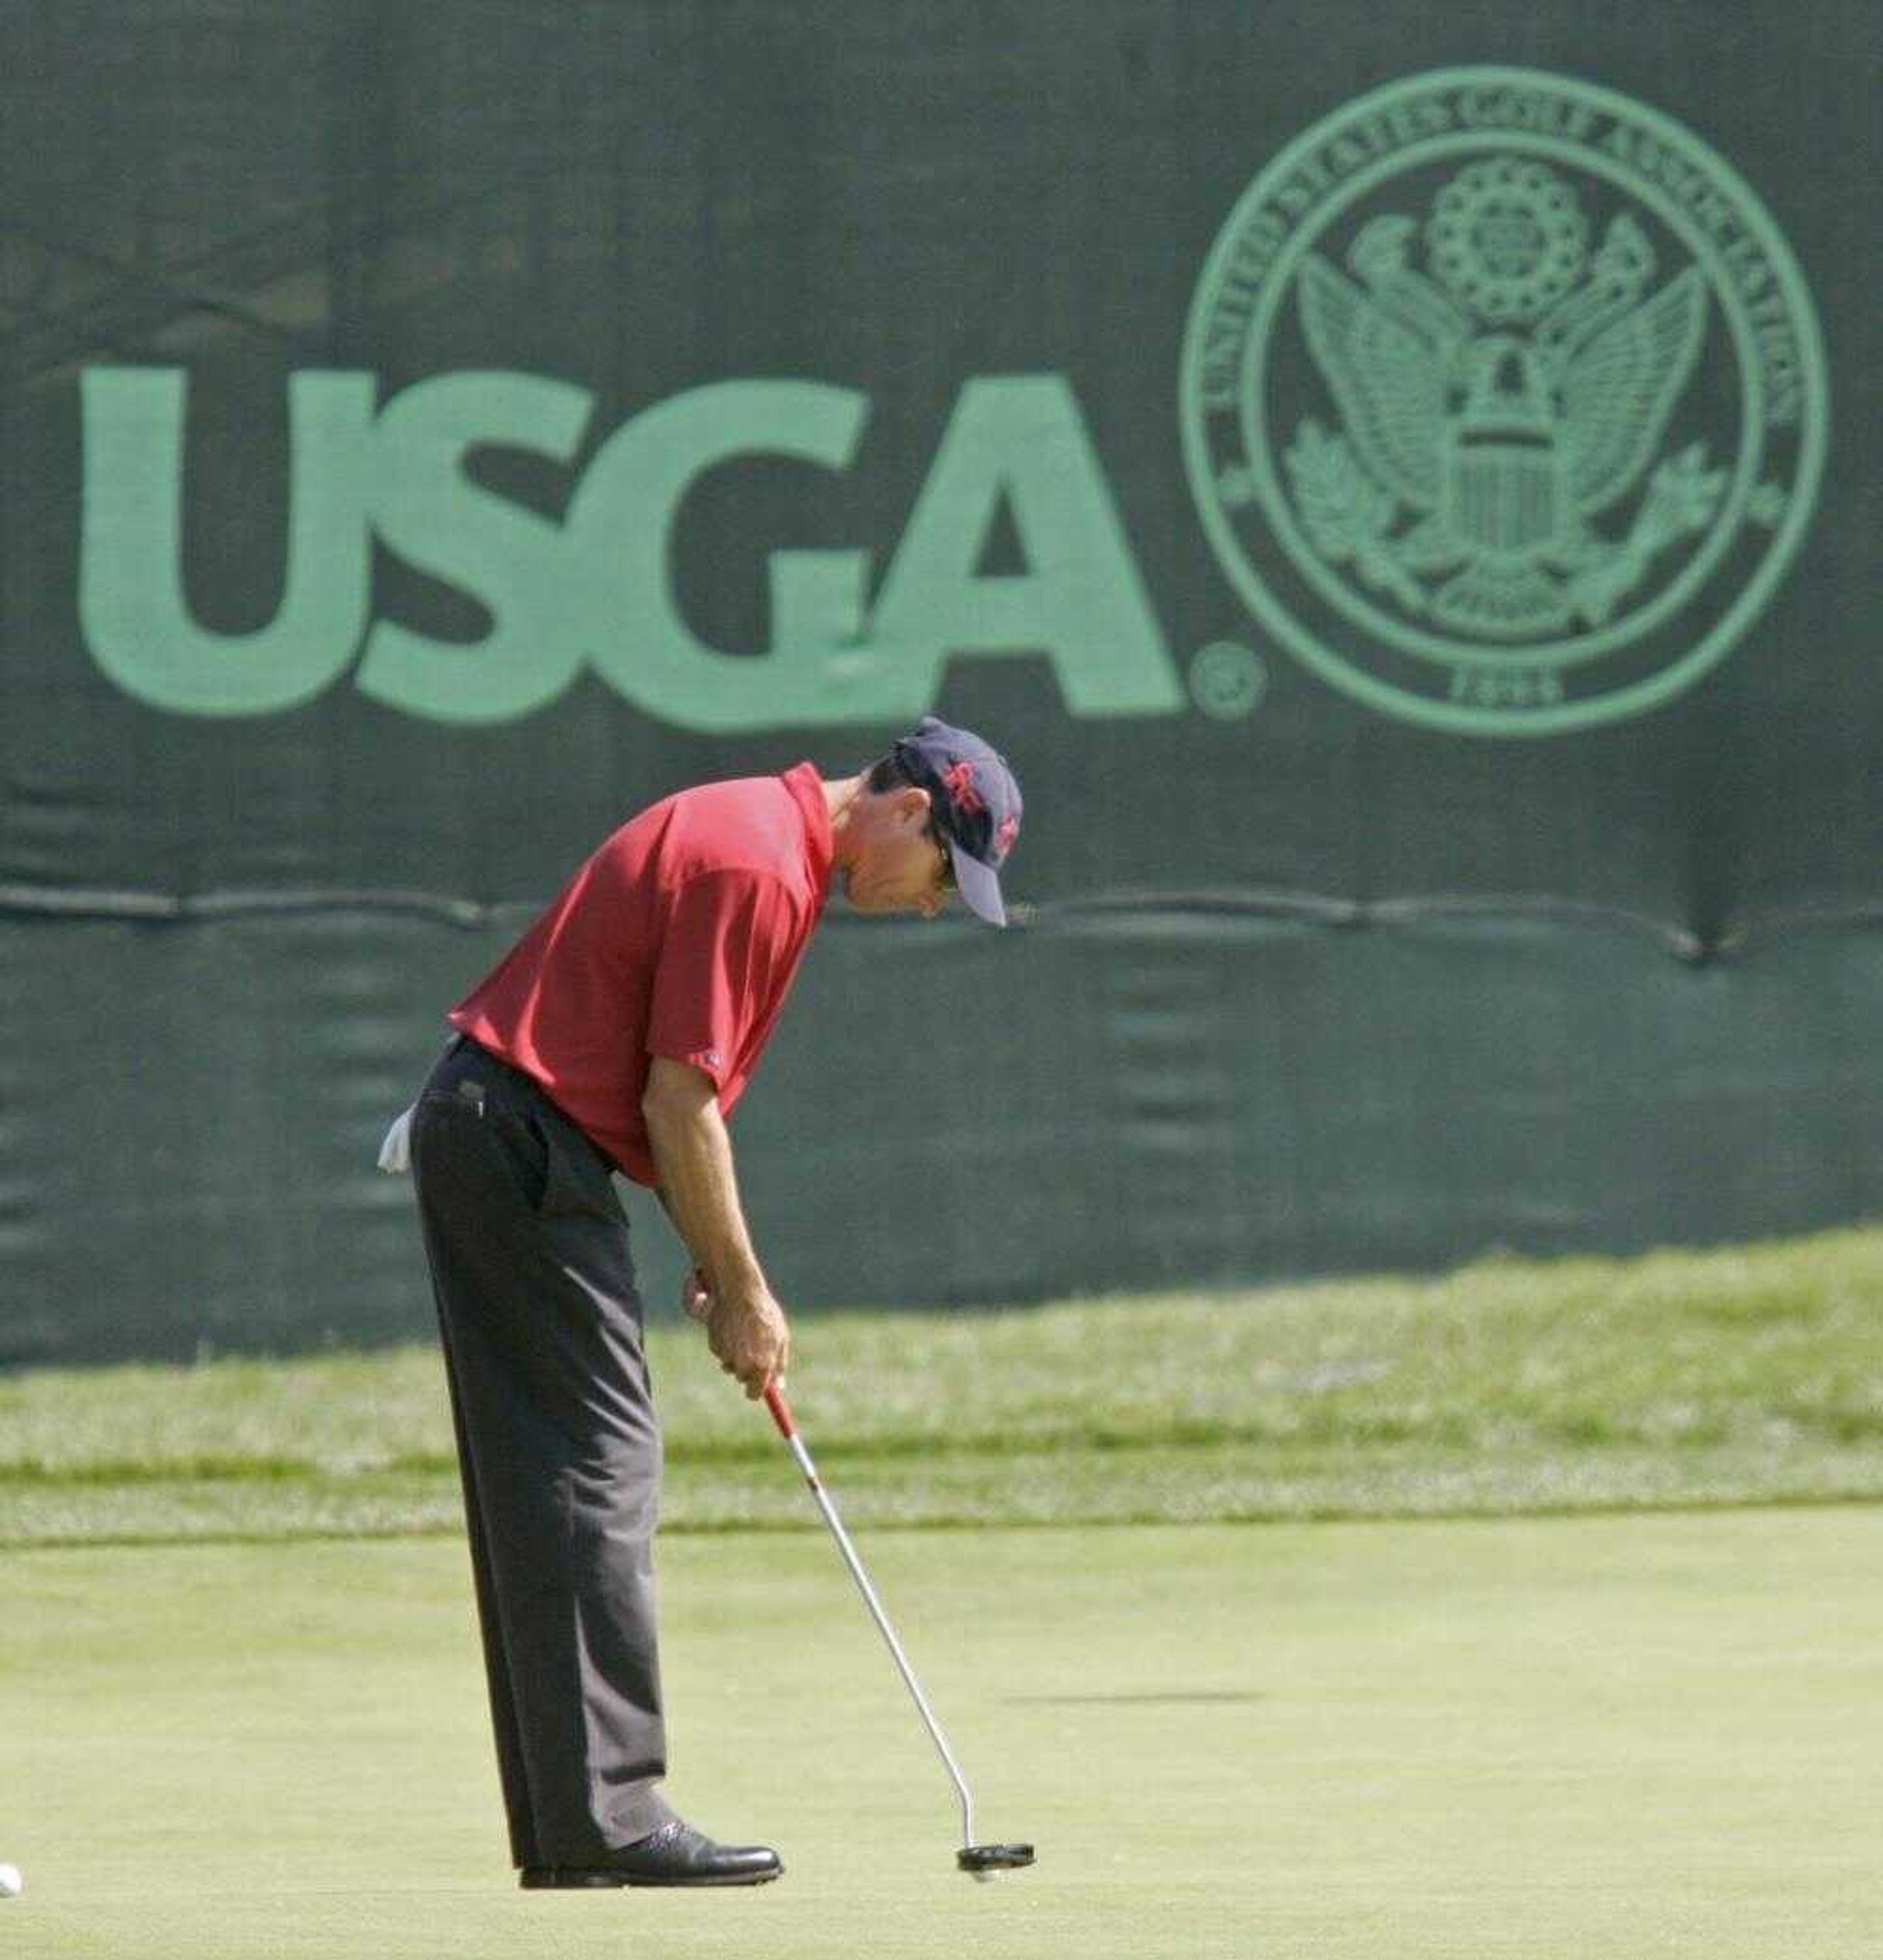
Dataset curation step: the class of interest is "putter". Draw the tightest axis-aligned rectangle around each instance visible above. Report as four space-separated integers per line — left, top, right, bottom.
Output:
763 1382 1035 1882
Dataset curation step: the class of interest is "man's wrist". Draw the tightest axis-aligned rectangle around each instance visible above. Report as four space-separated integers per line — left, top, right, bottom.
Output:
708 1260 770 1310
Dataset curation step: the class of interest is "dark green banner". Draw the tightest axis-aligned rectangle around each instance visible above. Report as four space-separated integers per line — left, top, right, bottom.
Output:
2 2 1876 1363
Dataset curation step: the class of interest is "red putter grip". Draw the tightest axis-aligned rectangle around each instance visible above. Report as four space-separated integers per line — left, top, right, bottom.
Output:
763 1382 795 1439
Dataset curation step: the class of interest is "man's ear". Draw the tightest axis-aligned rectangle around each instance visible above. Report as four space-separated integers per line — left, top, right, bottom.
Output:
895 786 933 828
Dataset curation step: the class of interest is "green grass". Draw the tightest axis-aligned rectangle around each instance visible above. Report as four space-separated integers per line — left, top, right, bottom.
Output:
2 1224 1880 1546
7 1232 1882 1956
3 1510 1881 1958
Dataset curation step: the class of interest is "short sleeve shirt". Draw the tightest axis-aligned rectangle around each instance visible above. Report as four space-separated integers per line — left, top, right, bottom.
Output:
447 763 833 1185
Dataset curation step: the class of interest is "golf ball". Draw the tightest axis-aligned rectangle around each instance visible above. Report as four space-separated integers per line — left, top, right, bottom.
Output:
0 1864 21 1898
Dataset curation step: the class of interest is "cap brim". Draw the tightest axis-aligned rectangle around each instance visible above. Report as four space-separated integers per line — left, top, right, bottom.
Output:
947 839 1007 927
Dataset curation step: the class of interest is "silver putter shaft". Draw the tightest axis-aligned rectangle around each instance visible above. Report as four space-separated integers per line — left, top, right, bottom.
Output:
763 1383 1033 1879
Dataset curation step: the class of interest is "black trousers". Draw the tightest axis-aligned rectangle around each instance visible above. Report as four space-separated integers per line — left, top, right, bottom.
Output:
410 1034 675 1865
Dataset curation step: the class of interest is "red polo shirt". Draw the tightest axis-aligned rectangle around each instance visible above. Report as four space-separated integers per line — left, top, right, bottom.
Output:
448 764 834 1185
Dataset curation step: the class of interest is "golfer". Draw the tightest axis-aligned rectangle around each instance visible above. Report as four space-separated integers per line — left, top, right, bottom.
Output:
399 717 1021 1890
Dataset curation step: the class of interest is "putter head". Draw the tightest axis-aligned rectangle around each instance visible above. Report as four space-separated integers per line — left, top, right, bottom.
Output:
958 1843 1035 1878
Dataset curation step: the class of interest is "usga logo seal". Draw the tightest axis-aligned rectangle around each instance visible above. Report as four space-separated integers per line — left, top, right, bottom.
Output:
1180 67 1828 734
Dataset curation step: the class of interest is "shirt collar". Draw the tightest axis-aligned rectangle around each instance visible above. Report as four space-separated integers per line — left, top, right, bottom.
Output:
782 762 835 912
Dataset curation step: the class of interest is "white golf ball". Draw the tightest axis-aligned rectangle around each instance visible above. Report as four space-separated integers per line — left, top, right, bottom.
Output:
0 1863 22 1898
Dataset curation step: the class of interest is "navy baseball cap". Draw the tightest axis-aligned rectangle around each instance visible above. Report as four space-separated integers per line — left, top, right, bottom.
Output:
892 716 1023 927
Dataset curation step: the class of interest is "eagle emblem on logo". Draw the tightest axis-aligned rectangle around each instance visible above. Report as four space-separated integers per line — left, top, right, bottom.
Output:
1285 158 1723 639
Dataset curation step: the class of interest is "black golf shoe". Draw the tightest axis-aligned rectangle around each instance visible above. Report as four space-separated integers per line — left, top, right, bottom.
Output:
520 1820 783 1889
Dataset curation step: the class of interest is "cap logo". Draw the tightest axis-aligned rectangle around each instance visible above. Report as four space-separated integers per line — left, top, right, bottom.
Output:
942 760 987 817
994 813 1020 861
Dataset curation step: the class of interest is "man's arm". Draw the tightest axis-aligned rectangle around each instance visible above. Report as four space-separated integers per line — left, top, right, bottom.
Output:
650 1187 709 1320
651 1185 694 1258
641 1056 789 1398
652 1190 720 1327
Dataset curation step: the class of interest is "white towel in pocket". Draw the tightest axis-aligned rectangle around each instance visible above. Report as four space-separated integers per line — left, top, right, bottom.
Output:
377 1104 416 1174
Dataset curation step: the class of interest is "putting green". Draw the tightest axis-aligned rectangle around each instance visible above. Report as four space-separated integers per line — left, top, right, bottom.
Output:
3 1509 1879 1959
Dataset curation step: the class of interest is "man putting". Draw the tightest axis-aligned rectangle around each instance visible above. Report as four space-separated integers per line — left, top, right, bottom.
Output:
402 717 1021 1889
